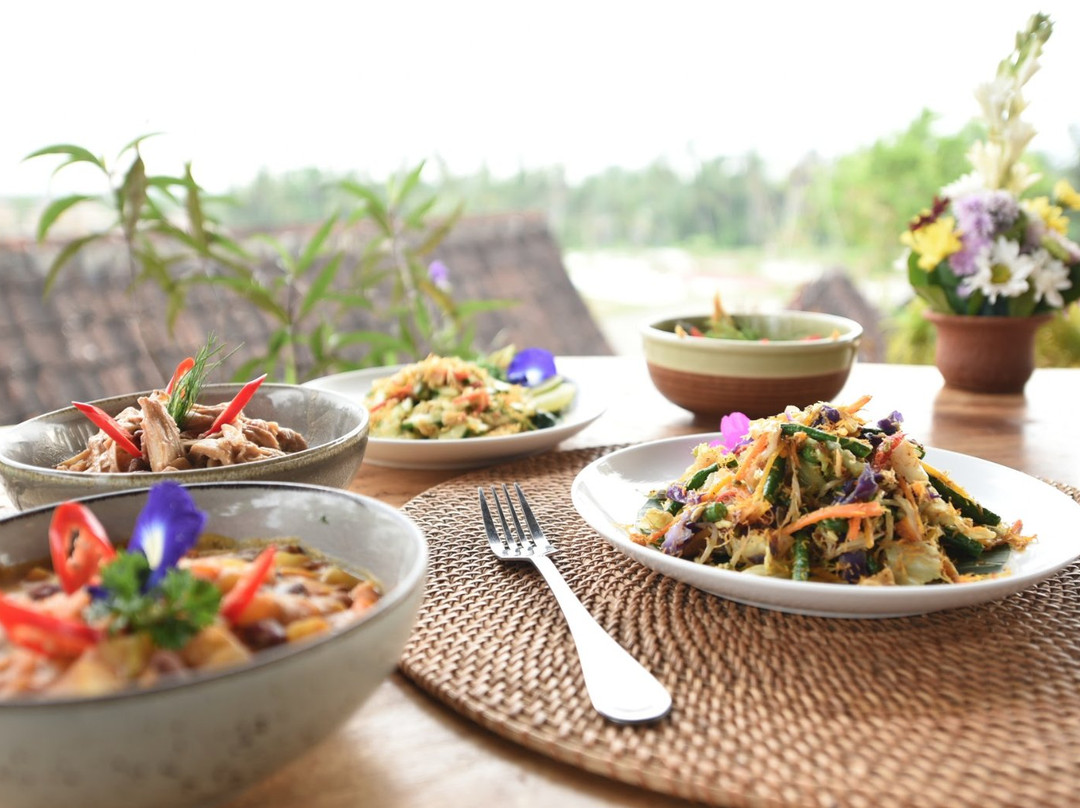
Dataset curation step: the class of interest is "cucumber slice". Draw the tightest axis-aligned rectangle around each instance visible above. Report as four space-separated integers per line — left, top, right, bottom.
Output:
528 381 577 414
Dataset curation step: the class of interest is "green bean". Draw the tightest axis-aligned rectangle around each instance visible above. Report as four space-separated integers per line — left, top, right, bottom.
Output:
927 474 1001 526
687 462 720 490
791 530 811 581
780 423 872 458
940 528 984 559
701 502 728 522
762 457 787 503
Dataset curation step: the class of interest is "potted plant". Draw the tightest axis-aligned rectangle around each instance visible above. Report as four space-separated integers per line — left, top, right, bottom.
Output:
900 13 1080 393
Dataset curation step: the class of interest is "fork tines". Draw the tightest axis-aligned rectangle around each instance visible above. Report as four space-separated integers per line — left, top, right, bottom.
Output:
479 484 552 558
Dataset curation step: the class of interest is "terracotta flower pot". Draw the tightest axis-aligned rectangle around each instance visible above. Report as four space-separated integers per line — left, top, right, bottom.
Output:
925 311 1051 394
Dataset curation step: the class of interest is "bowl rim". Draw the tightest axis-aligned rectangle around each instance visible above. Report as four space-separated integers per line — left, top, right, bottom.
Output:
0 480 426 709
642 309 864 349
0 383 369 479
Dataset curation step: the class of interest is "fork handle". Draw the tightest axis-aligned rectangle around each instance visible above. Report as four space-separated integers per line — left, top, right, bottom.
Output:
531 554 671 723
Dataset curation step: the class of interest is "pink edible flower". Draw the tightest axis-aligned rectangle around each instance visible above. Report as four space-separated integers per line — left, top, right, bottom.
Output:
709 411 751 451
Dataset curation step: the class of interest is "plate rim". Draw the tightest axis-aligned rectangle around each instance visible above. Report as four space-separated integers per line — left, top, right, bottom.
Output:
570 432 1080 618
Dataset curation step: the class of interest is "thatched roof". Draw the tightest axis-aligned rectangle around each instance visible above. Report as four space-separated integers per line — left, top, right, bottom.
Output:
0 212 611 425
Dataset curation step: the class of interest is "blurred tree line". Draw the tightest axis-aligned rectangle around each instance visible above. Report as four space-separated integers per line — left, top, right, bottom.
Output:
221 109 1077 279
220 109 1080 366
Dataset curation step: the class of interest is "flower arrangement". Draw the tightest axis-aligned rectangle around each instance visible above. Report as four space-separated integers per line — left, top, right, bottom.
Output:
901 13 1080 317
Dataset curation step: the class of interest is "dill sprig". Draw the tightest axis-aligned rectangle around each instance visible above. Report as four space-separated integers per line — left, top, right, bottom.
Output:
166 334 235 428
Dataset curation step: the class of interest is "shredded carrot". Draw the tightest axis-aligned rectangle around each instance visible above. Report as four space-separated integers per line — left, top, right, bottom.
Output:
845 517 862 544
704 472 735 498
734 434 770 482
896 477 926 537
752 452 780 501
781 501 884 535
840 394 872 414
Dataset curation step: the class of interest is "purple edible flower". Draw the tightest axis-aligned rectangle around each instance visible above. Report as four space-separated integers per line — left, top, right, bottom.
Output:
661 519 695 555
127 481 208 588
876 411 904 435
836 465 881 504
666 484 689 504
506 348 557 387
709 411 751 451
427 259 451 290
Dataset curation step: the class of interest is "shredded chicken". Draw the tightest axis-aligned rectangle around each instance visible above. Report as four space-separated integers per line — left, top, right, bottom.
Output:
56 390 307 474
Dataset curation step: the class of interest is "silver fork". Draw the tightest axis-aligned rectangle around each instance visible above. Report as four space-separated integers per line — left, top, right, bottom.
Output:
479 483 671 724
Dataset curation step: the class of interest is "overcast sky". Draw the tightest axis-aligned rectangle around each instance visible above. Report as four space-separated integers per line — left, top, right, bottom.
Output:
3 1 1079 200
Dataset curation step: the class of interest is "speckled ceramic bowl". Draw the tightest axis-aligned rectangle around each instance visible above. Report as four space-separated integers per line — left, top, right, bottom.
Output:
0 384 369 511
0 481 427 808
642 311 862 419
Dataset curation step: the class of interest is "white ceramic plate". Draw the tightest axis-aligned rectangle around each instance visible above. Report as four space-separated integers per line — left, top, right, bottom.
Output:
303 358 606 470
570 434 1080 618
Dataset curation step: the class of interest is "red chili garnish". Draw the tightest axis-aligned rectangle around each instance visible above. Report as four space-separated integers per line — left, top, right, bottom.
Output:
220 546 277 623
0 594 101 658
204 375 267 436
72 401 143 459
48 501 117 594
166 356 195 395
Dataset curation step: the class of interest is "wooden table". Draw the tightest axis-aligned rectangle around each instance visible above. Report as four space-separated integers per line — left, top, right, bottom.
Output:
227 359 1080 808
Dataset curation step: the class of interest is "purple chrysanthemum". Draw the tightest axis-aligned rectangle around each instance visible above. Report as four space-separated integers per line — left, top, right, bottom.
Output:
950 190 1020 277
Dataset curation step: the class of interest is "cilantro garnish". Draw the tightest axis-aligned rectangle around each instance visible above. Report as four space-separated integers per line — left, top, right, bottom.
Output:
87 551 221 650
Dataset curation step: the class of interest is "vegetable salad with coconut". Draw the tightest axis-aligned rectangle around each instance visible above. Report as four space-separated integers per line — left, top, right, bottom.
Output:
630 397 1033 585
364 347 576 440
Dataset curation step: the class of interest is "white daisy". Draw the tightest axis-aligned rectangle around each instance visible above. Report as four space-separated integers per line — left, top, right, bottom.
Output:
960 237 1035 302
1028 249 1071 308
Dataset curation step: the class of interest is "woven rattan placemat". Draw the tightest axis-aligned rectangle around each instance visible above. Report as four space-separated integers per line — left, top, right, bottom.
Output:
399 446 1080 808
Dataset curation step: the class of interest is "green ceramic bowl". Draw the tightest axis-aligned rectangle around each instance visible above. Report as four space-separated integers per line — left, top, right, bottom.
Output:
642 311 862 419
0 384 369 511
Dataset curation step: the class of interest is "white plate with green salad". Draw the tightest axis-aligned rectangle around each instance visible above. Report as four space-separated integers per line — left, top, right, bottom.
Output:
303 354 606 470
571 430 1080 618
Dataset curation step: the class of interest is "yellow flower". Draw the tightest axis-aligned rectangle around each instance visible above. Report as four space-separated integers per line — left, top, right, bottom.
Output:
1023 196 1068 234
900 216 962 271
1054 179 1080 210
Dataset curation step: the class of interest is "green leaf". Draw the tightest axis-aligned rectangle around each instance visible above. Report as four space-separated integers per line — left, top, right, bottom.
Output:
184 163 208 251
23 144 106 174
404 195 439 228
414 204 464 255
42 232 106 295
454 297 518 315
117 132 163 157
340 180 391 233
391 161 426 207
120 155 148 242
35 194 97 242
300 252 344 318
296 214 339 275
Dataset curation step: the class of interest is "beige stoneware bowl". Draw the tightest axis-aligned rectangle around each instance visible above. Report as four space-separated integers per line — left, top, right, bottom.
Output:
0 481 427 808
0 384 369 511
642 311 862 419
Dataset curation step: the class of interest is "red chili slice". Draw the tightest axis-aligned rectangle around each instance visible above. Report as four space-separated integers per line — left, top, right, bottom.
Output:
0 595 101 658
48 501 117 594
166 356 195 394
220 546 277 623
72 401 143 459
204 375 267 436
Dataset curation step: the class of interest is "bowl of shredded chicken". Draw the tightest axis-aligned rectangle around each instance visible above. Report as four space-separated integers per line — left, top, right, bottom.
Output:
0 383 369 510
